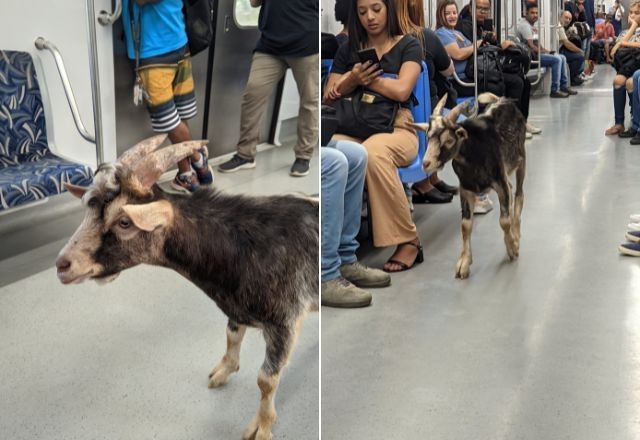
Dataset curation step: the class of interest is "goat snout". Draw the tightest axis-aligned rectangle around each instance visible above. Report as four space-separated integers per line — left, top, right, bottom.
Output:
56 256 71 273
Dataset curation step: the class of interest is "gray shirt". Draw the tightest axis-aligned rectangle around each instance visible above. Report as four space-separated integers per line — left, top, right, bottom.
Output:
516 18 538 44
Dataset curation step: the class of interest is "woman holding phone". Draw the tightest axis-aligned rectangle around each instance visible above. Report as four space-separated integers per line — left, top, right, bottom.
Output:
323 0 424 273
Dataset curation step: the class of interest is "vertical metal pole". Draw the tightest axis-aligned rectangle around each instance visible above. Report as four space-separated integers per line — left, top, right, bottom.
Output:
472 0 478 115
86 0 105 166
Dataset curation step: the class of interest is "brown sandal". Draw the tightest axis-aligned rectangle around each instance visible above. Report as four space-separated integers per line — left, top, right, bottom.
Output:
383 241 424 273
605 124 624 135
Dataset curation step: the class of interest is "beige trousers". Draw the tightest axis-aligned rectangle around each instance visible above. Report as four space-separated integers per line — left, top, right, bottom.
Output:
237 52 319 160
333 108 419 247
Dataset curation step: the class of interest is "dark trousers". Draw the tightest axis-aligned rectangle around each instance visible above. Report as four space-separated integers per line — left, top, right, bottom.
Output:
453 73 530 120
560 48 585 80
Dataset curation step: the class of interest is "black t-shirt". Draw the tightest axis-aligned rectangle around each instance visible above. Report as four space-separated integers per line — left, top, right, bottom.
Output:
421 28 453 109
255 0 318 57
332 35 423 106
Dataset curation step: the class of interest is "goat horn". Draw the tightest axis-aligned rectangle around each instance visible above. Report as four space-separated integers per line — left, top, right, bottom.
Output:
446 100 470 123
433 94 447 116
117 134 169 169
131 140 209 189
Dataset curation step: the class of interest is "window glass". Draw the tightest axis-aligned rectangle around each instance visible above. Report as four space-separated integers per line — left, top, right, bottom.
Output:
235 0 260 28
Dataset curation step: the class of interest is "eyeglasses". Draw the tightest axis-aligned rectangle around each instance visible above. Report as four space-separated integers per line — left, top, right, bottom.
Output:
478 7 491 12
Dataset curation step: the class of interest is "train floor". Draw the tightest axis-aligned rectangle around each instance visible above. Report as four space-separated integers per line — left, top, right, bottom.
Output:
0 141 319 439
322 66 640 439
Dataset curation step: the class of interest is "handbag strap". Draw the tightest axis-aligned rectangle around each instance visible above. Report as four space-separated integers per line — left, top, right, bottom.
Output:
129 0 142 70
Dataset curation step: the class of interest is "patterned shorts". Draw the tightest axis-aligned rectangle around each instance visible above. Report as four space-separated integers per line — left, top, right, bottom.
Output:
137 48 197 133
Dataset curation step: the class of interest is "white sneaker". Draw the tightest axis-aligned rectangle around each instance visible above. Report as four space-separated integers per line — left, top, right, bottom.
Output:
474 194 494 215
628 222 640 232
630 213 640 223
525 131 533 139
526 123 542 134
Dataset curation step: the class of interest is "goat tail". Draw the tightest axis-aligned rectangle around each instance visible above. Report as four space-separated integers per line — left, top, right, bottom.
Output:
477 92 501 105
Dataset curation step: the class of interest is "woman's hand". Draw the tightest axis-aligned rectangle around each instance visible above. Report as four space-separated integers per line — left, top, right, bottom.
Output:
324 83 342 102
611 41 621 56
351 61 384 87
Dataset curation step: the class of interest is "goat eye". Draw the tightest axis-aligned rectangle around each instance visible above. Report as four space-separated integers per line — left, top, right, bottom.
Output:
119 217 132 229
87 198 98 208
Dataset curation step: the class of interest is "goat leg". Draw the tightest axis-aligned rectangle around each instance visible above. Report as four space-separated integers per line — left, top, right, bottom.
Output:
494 180 518 260
209 320 246 388
513 161 526 249
456 188 475 279
243 317 305 440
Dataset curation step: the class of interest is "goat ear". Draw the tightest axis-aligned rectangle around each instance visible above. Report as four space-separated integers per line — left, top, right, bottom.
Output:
64 182 88 199
132 140 209 189
406 122 429 133
122 200 174 232
455 127 468 141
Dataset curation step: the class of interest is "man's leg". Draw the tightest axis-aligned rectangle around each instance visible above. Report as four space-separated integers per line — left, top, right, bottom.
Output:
287 54 320 162
540 54 560 92
558 54 570 90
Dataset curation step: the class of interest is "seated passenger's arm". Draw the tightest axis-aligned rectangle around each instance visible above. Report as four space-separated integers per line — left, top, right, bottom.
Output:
250 0 263 7
561 38 584 54
367 61 421 103
323 62 384 101
443 41 479 61
440 60 455 77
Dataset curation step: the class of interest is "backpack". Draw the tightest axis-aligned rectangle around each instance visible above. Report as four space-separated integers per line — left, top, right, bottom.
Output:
465 45 505 95
183 0 215 56
500 41 532 76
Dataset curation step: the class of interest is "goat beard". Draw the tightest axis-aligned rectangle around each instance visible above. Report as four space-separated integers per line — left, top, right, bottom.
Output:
92 272 120 285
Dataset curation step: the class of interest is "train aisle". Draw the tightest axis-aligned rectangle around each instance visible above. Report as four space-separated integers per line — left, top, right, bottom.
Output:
0 145 319 439
322 66 640 439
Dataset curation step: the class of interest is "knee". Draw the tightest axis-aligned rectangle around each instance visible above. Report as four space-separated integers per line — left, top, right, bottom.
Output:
339 141 368 172
321 149 348 184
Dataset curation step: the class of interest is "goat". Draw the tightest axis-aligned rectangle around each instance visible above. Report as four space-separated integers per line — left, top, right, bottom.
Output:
55 135 318 440
410 93 526 279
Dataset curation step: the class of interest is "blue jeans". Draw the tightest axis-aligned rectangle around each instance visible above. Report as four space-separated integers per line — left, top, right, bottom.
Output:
321 140 368 282
560 48 585 80
540 53 569 92
632 70 640 131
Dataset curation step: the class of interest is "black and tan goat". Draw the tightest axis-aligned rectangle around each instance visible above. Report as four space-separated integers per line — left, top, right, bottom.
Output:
411 93 526 279
55 135 318 440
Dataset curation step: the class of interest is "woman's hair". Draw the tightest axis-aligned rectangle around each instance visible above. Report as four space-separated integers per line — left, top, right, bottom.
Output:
631 0 640 10
395 0 426 50
436 0 459 29
348 0 402 51
335 0 350 25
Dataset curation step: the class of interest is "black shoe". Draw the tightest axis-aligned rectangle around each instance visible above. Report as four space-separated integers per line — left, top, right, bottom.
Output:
218 154 256 173
631 133 640 145
433 180 459 195
571 77 584 86
412 187 453 204
550 90 569 98
290 158 310 177
561 88 578 95
620 128 637 138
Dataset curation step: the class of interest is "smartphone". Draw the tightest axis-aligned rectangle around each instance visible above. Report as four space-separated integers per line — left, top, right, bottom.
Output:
357 48 380 66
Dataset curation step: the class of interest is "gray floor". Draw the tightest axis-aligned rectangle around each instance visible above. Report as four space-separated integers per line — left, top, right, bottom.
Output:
322 67 640 439
0 142 319 439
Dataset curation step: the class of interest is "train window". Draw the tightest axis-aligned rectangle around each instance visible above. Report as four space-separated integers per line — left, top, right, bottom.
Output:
234 0 260 28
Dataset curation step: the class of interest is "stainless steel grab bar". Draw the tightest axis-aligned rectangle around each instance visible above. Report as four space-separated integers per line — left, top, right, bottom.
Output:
34 37 96 144
86 0 105 165
98 0 122 25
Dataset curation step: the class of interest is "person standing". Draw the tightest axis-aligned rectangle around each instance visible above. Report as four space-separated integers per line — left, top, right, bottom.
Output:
218 0 319 177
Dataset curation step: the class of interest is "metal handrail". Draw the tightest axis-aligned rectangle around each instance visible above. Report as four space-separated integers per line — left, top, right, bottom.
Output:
98 0 122 25
469 0 479 117
86 0 105 165
530 0 544 86
452 70 475 87
34 37 96 144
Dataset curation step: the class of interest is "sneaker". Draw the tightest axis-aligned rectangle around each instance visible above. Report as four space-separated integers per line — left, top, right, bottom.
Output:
619 128 637 138
525 131 533 139
630 214 640 223
628 222 640 232
626 230 640 243
631 134 640 145
171 171 200 193
571 77 584 86
619 242 640 256
526 123 542 134
191 147 214 185
290 158 310 177
218 154 256 173
321 277 372 308
340 261 391 288
550 90 569 98
561 88 578 95
474 194 494 215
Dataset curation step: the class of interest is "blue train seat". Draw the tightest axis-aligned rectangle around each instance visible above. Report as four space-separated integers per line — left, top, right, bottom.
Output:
398 61 431 184
0 51 93 211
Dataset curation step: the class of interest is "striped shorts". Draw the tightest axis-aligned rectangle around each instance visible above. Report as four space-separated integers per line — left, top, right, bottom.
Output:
137 48 197 133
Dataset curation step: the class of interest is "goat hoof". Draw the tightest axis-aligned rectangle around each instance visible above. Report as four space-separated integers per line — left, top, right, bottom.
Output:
242 417 259 440
455 258 471 279
208 370 231 388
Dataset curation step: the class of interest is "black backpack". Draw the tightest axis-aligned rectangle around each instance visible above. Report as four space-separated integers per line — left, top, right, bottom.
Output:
183 0 215 56
465 45 505 95
500 41 532 76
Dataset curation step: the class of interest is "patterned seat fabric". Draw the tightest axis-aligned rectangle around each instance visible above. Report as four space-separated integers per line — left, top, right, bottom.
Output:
0 50 93 211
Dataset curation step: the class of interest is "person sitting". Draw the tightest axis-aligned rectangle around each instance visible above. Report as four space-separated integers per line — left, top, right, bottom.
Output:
324 0 424 273
456 0 541 136
558 11 586 86
334 0 350 46
395 0 458 204
592 13 616 63
321 141 391 308
516 3 577 98
609 0 624 36
605 0 640 136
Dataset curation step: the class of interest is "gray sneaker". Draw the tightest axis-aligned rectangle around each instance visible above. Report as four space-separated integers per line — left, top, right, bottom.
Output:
290 158 310 177
321 277 372 308
340 261 391 288
218 154 256 173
